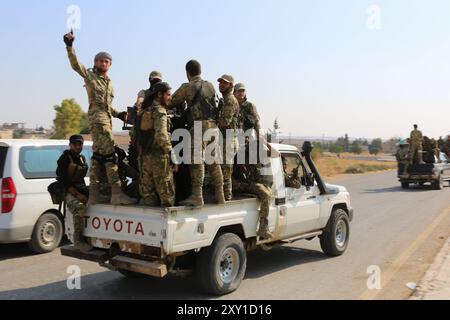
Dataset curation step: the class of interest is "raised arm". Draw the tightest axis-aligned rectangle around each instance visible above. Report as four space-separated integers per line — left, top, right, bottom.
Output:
64 31 88 79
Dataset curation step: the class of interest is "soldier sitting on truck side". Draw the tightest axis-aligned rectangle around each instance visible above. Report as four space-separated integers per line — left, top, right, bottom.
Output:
395 140 410 175
233 151 274 240
56 135 92 252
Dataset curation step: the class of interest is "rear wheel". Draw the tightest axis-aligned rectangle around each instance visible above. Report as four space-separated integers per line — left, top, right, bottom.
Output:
28 213 63 253
320 208 350 257
401 182 409 189
196 233 247 296
433 175 444 190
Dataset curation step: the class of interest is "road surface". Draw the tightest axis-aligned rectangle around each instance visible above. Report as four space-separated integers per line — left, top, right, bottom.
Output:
1 170 450 300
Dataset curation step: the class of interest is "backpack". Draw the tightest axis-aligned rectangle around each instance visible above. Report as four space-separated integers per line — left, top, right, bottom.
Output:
47 181 66 205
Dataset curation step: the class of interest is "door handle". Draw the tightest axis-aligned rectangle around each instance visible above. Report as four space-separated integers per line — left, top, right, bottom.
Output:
307 196 316 200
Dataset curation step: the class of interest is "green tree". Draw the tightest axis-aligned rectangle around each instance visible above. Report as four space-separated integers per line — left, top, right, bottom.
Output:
51 99 87 139
350 141 363 154
329 143 344 154
369 138 383 155
80 113 90 134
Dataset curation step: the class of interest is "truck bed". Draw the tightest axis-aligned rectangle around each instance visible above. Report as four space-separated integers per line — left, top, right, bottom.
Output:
83 196 265 256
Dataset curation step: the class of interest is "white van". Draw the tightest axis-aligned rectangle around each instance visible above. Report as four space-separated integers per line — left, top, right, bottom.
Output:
0 139 93 253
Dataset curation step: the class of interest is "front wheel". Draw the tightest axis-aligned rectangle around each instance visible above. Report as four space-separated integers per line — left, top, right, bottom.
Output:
196 233 247 296
320 208 350 257
28 213 64 253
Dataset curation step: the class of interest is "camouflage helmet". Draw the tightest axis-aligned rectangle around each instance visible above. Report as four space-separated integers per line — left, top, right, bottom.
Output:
217 74 234 85
234 83 246 92
149 71 163 81
94 52 112 61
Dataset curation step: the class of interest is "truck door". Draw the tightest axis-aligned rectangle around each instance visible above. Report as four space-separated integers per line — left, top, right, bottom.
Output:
278 153 321 238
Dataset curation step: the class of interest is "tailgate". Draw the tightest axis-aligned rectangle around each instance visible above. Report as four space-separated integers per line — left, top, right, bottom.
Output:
83 204 167 248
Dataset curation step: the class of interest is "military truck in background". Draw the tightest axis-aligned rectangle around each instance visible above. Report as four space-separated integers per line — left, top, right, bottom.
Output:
396 140 450 190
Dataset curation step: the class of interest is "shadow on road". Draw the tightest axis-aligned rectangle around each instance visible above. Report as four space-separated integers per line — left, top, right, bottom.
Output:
0 246 327 299
0 243 35 261
0 238 71 261
361 184 444 194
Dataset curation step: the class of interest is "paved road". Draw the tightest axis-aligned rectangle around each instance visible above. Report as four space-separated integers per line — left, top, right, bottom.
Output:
1 170 450 300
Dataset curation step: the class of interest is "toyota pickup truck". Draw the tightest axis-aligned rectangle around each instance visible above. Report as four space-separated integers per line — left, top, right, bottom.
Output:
398 151 450 190
61 142 353 296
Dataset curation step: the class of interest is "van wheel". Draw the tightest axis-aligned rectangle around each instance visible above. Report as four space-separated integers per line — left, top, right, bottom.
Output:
196 233 247 296
320 209 350 257
28 213 63 253
401 182 409 189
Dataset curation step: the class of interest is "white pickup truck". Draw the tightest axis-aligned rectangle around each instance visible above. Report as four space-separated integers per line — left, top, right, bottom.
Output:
61 142 353 295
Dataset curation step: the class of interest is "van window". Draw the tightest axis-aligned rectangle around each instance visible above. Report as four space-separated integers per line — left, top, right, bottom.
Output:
19 145 93 179
0 147 8 178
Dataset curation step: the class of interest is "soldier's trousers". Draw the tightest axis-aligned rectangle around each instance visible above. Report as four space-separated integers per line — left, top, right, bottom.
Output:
65 193 87 242
409 142 423 164
189 121 223 191
140 153 175 207
233 179 272 221
90 123 121 189
221 136 239 199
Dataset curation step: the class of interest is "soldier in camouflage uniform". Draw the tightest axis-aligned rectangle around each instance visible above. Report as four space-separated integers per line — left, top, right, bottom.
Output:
217 75 240 201
134 72 163 200
170 60 225 207
395 140 410 175
233 163 273 240
234 83 261 135
282 157 301 189
138 82 175 207
409 124 424 165
64 31 137 206
56 135 92 252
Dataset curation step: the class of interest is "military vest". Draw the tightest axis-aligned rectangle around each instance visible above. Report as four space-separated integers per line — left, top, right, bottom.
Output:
67 153 88 184
186 81 218 128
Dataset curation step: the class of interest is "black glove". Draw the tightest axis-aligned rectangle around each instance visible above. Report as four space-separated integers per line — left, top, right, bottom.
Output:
63 31 74 47
117 112 128 122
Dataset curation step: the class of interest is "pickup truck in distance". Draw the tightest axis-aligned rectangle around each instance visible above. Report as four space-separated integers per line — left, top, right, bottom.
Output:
398 152 450 190
61 142 354 296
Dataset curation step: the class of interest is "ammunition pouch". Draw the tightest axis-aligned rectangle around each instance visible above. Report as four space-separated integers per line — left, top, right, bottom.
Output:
48 181 66 205
92 152 118 164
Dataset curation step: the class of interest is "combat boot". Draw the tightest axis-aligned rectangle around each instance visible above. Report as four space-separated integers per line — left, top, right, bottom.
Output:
88 184 110 205
73 220 92 253
179 186 204 208
110 185 138 205
258 217 275 240
215 188 226 204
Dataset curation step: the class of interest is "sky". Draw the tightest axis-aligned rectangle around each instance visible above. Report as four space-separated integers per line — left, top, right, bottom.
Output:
1 0 450 140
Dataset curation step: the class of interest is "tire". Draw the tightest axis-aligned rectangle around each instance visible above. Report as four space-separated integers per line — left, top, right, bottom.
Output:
196 233 247 296
320 208 350 257
28 213 64 254
433 175 443 190
401 182 409 189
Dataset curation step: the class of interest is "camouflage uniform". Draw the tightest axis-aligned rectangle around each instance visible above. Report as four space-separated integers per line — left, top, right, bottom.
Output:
409 129 424 164
218 89 240 200
233 164 273 239
56 148 91 251
66 47 124 197
139 100 175 207
239 100 261 133
170 75 224 204
285 171 301 189
396 144 410 175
